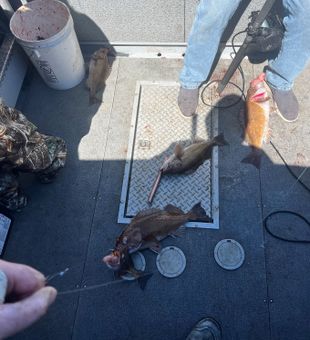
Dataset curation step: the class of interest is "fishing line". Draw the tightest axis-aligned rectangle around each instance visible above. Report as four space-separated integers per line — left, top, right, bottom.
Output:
258 166 308 230
200 30 247 109
261 148 309 242
56 272 152 296
263 211 310 243
57 278 127 296
44 266 152 296
45 268 70 283
270 140 310 194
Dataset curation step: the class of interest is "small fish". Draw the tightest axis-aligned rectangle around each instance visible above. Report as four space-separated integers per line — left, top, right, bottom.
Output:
147 134 228 203
103 203 211 271
86 48 110 105
242 73 270 169
161 133 228 175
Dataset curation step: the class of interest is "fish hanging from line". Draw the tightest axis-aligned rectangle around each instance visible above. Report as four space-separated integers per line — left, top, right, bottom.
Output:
86 47 111 105
148 134 228 203
103 203 211 271
242 73 271 169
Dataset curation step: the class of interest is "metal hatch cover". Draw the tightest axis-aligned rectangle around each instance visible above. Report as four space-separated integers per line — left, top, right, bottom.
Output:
118 81 219 229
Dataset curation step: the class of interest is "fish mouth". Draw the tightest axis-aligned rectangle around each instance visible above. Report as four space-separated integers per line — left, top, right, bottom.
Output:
103 252 121 270
250 88 268 102
160 161 169 172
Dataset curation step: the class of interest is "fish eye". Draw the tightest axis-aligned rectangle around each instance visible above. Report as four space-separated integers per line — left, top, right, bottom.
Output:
123 237 127 244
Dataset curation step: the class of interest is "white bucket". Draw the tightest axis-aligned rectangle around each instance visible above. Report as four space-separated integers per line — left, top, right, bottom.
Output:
9 0 85 90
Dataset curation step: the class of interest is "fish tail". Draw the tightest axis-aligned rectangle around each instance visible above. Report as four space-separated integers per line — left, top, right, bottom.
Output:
127 267 153 290
241 148 262 169
188 202 212 222
89 95 101 106
137 272 153 290
213 133 229 146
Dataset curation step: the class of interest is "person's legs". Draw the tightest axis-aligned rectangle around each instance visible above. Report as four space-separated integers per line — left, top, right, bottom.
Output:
266 0 310 121
178 0 242 116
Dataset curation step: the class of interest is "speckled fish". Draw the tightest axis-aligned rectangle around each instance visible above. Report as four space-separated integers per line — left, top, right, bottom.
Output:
148 134 228 203
242 73 270 169
86 48 110 105
103 203 211 271
161 133 228 175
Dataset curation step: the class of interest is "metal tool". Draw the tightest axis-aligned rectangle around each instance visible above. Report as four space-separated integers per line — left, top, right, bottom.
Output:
0 270 8 304
148 169 163 204
217 0 281 95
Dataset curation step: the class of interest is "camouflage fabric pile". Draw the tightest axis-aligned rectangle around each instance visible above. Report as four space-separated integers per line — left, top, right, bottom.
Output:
0 104 67 210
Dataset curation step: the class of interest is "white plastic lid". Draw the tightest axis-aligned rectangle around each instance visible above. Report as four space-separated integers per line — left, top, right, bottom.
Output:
214 239 245 270
156 246 186 278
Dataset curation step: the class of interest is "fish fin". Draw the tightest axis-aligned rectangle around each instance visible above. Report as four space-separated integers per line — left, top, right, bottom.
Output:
149 242 161 254
89 94 102 105
183 163 202 175
241 148 262 169
137 272 153 290
188 203 212 222
212 133 229 146
192 136 205 144
164 204 184 215
133 208 162 219
141 236 161 253
264 128 272 144
183 169 196 175
174 144 184 159
170 225 186 238
242 139 249 146
239 107 246 129
85 77 90 89
130 228 142 244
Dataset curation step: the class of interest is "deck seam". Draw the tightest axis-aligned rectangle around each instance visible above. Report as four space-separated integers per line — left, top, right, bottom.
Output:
70 59 121 340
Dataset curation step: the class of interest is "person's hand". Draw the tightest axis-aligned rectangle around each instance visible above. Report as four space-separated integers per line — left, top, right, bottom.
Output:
0 260 57 339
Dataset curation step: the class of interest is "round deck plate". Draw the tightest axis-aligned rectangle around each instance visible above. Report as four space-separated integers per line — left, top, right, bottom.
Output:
214 239 245 270
121 252 146 281
156 246 186 278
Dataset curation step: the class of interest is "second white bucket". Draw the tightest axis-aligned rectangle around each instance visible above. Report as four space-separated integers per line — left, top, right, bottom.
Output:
10 0 85 90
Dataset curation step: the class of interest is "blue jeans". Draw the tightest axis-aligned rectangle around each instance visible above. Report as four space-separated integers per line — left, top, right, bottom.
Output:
180 0 310 91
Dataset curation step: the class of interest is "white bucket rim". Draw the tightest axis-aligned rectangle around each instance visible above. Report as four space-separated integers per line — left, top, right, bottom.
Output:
10 0 72 45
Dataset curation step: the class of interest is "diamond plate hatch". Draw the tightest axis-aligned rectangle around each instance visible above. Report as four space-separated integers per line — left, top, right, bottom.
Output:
118 81 219 229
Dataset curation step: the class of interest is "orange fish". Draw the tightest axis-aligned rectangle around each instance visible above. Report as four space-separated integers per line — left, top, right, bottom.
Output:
242 73 270 169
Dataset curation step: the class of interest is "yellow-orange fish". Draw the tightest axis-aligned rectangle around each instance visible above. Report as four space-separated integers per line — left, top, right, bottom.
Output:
242 73 270 169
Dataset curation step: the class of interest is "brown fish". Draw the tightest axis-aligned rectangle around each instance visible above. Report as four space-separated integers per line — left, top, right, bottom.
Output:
148 134 228 203
161 133 228 175
242 73 270 169
103 203 211 271
86 48 110 105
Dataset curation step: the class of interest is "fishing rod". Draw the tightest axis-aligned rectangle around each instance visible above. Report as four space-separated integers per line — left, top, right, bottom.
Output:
216 0 283 95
